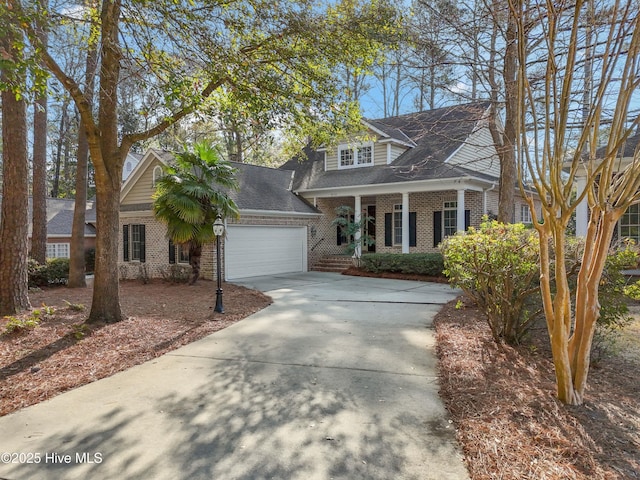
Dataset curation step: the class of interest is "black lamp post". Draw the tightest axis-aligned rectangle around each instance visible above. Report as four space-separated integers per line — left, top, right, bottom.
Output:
213 216 225 313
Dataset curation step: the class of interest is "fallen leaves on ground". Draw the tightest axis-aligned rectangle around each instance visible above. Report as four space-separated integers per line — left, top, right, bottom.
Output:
435 297 640 480
0 280 271 417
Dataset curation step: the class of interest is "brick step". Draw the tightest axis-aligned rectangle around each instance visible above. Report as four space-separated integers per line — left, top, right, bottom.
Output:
311 255 353 273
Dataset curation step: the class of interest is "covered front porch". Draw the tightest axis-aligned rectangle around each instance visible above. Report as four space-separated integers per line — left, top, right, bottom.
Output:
302 178 499 267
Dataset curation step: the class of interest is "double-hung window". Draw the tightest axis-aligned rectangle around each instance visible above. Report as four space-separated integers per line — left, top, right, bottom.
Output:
123 224 146 262
620 204 640 243
46 243 70 259
338 143 373 169
443 200 458 237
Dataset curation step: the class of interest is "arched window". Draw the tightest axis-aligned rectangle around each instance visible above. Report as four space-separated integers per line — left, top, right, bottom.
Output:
152 165 163 186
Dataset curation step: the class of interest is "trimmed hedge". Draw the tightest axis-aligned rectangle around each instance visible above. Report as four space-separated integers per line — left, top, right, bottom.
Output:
360 253 445 277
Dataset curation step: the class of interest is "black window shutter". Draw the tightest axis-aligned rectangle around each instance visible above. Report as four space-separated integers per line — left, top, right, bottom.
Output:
465 210 471 230
409 212 417 247
123 225 129 262
336 225 342 245
433 211 442 247
140 225 146 263
384 213 392 246
169 239 176 264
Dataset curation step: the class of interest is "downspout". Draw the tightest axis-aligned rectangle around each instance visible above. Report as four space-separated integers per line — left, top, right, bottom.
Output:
483 183 497 216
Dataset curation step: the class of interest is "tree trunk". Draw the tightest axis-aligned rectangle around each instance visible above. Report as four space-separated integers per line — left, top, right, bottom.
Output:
52 99 69 198
188 243 203 285
0 18 32 315
87 170 123 323
85 0 125 323
32 94 48 264
497 6 518 224
69 24 98 288
31 0 49 264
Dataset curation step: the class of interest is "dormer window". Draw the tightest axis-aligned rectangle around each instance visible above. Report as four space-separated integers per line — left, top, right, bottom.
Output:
338 142 374 169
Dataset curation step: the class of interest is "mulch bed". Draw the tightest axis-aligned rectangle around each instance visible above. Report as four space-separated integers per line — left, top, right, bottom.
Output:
342 266 449 283
0 280 271 417
434 296 640 480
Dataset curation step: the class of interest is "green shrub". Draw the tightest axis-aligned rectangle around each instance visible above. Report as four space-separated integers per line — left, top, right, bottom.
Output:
28 258 70 287
441 220 540 344
45 258 70 284
160 264 191 283
567 239 638 364
442 219 638 351
28 259 49 287
360 253 445 277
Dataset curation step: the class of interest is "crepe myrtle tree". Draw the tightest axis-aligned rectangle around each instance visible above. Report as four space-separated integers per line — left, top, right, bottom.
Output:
10 0 399 323
512 0 640 404
153 142 239 285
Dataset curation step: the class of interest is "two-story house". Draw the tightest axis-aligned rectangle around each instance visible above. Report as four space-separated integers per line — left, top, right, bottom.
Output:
282 101 536 268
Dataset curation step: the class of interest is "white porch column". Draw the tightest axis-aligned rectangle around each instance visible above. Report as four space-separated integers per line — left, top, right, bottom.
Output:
575 176 588 237
457 189 466 232
402 192 410 253
354 195 362 257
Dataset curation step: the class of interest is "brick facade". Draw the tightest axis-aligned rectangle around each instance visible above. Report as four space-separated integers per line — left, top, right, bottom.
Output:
306 189 537 258
119 210 319 281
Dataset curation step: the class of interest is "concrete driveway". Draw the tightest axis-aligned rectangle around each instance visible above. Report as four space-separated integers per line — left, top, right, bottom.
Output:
0 272 468 480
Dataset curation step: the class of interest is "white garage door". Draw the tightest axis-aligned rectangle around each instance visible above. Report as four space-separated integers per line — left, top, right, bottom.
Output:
225 225 307 280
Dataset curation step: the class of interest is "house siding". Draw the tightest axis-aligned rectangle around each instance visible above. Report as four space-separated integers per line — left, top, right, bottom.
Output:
445 127 501 177
121 158 163 206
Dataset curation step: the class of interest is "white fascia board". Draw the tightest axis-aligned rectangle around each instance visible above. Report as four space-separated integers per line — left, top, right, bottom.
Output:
377 137 416 149
297 177 493 198
239 208 322 218
46 233 97 238
361 120 390 139
120 149 168 201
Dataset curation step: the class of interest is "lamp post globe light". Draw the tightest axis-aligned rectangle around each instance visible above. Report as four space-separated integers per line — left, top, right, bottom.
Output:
213 216 225 314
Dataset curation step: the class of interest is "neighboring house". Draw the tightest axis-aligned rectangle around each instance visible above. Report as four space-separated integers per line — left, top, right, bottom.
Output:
0 196 97 259
118 149 320 281
574 131 640 242
281 101 537 268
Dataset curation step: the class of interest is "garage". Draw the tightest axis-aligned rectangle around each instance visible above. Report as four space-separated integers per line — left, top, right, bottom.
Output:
225 225 307 280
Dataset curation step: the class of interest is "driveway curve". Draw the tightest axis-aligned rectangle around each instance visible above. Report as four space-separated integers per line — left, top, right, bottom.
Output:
0 272 468 480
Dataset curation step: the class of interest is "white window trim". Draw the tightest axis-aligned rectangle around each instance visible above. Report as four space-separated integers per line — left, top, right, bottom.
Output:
521 204 533 224
46 243 70 259
338 142 374 169
152 165 163 186
443 199 458 238
393 204 403 246
620 204 640 243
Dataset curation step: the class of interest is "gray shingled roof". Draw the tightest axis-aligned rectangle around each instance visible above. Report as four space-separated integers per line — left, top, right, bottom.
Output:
281 102 497 191
595 131 640 159
0 197 96 237
227 162 318 214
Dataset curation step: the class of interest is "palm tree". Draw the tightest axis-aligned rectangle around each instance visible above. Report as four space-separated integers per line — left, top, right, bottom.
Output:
153 142 239 284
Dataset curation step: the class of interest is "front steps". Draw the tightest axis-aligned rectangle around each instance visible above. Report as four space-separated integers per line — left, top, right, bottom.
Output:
311 255 353 273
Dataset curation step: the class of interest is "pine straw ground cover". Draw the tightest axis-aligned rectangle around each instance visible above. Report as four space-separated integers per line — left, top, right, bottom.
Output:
435 296 640 480
0 280 271 417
